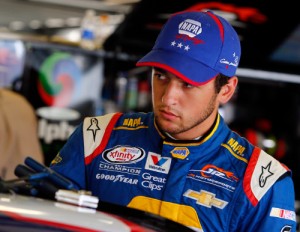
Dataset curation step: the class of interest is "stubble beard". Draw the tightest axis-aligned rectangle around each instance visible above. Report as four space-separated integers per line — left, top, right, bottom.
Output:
154 94 218 136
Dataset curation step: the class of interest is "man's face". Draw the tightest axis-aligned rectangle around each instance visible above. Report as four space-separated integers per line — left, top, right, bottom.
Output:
151 68 220 140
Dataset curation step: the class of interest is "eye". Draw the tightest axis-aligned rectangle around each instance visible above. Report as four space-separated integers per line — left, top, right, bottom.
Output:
154 71 167 81
183 82 194 89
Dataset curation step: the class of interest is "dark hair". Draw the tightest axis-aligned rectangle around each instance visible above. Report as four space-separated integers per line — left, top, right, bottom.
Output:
214 73 230 93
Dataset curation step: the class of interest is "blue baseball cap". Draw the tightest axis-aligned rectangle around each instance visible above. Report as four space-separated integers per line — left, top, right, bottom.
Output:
136 11 241 86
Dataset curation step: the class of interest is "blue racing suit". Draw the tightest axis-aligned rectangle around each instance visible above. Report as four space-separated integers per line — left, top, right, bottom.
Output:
50 112 297 231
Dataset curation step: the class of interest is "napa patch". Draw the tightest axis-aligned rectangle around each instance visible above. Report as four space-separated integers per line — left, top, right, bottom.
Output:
171 147 190 159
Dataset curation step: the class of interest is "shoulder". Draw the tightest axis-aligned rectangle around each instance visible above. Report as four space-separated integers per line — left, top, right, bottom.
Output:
221 128 292 206
82 112 152 131
221 128 255 164
82 112 152 143
243 147 291 206
82 112 123 143
83 112 123 128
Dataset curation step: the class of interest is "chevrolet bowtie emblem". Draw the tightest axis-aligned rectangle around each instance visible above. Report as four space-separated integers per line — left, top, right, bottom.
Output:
184 189 228 209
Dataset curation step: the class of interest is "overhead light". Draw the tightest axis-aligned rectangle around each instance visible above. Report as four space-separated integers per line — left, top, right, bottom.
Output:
29 20 42 30
54 28 81 43
9 21 26 31
28 0 133 14
237 68 300 84
65 17 82 27
0 27 9 32
45 18 65 28
103 0 141 5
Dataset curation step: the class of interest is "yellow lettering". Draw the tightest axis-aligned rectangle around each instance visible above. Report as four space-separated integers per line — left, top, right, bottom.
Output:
231 141 238 150
128 119 133 126
122 117 142 127
237 146 245 155
233 144 241 152
133 118 140 126
123 118 129 126
227 138 245 156
227 138 235 146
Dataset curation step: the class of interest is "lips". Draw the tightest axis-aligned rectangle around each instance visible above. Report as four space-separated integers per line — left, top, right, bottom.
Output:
159 108 178 120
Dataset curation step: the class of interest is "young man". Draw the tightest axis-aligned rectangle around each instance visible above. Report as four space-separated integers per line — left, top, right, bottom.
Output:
50 11 296 231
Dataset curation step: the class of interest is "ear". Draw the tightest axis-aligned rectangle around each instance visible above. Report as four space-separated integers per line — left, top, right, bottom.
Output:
218 76 238 105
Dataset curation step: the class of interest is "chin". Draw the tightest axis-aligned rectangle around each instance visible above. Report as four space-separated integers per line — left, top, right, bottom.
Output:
159 122 178 133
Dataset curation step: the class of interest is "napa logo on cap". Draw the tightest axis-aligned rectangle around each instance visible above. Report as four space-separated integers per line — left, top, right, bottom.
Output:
178 19 202 38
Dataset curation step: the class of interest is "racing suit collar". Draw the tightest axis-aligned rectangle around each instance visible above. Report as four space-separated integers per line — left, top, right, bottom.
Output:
154 114 220 144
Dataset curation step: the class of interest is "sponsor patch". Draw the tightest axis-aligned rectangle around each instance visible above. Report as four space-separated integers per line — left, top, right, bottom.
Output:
103 145 145 164
280 225 292 232
270 207 296 222
184 189 228 209
200 164 239 182
99 162 141 175
170 147 190 159
145 152 171 174
187 164 238 192
122 117 143 127
259 161 274 187
96 173 138 185
178 19 202 38
141 172 166 191
187 172 236 192
50 153 62 165
87 118 100 141
226 138 246 155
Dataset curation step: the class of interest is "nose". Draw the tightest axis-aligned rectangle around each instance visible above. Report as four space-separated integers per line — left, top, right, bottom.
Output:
161 81 179 105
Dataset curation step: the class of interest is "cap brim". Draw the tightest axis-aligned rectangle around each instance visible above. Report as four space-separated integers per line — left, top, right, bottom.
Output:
136 49 218 86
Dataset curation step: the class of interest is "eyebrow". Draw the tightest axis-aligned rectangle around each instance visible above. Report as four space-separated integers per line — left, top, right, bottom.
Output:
153 67 195 87
153 67 167 74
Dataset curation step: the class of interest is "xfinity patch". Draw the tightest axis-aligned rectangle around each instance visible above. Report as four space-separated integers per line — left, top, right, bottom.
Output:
103 145 145 164
145 152 171 174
